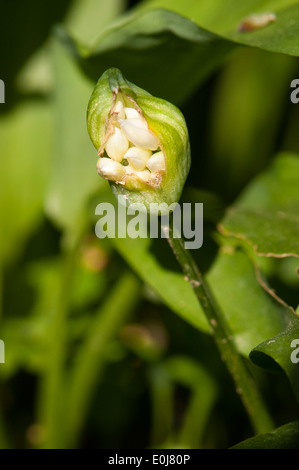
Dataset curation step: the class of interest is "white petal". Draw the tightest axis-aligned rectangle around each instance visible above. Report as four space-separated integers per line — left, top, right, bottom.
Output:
105 127 129 162
135 170 152 182
114 100 125 119
119 120 159 150
146 151 165 172
127 159 146 171
97 157 126 181
119 116 148 130
124 147 152 171
124 107 140 119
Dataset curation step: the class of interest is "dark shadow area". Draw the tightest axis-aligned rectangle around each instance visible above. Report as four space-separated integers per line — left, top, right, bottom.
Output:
0 0 72 112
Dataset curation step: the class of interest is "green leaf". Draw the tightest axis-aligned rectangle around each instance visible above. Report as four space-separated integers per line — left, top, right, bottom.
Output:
60 8 234 105
0 259 63 377
250 314 299 402
112 234 209 333
64 0 126 46
45 36 104 233
99 181 287 357
139 0 299 56
206 47 296 197
0 101 52 265
219 153 299 258
207 248 287 355
105 203 287 355
222 208 299 258
231 421 299 449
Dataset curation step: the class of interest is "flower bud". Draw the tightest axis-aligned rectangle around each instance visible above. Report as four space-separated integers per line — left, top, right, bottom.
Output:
119 118 159 150
124 107 139 119
97 157 126 181
114 100 126 119
124 147 152 171
146 151 166 173
105 127 129 162
87 68 191 213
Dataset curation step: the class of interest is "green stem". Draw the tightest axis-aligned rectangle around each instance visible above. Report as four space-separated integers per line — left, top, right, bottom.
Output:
149 365 174 446
0 267 3 320
37 235 81 449
0 403 10 449
162 221 274 435
65 271 141 448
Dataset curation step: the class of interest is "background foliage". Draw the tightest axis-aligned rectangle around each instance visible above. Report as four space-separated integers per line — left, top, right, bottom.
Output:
0 0 298 449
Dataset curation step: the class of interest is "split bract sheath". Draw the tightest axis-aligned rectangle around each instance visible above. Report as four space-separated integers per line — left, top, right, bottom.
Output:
87 68 191 213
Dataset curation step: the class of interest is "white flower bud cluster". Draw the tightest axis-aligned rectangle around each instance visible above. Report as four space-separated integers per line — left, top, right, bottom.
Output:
97 99 165 184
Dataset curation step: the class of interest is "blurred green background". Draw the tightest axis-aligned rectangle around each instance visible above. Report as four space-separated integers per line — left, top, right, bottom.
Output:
0 0 299 449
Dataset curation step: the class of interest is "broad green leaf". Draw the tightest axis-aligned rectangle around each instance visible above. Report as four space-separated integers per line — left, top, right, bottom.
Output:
250 314 299 402
65 0 125 46
206 47 297 197
112 234 209 333
45 36 104 233
16 0 126 95
16 46 54 95
0 260 63 377
222 153 299 212
61 8 234 105
208 248 287 355
0 253 107 377
181 187 225 224
16 0 124 236
139 0 299 56
221 208 299 258
275 257 299 288
231 421 299 449
102 195 287 355
220 154 299 258
0 101 52 265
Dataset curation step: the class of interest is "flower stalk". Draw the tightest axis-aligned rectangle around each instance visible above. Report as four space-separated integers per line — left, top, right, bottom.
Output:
162 219 274 435
87 68 274 436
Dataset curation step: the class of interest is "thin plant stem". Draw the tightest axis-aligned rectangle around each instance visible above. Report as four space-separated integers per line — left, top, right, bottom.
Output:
149 365 174 446
65 271 141 448
0 268 3 320
35 223 87 449
36 241 79 449
162 220 274 435
0 405 10 449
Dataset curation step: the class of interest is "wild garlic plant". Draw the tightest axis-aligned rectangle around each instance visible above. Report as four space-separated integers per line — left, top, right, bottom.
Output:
87 68 274 435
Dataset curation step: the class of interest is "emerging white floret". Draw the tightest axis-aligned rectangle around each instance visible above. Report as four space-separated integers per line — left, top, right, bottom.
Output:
99 102 165 187
105 127 129 162
97 157 126 181
114 100 125 119
124 107 140 119
119 118 159 150
124 147 152 171
146 151 165 172
134 170 153 182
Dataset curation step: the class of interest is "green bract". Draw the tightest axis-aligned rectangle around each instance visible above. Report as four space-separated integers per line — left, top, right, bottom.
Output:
87 68 191 212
